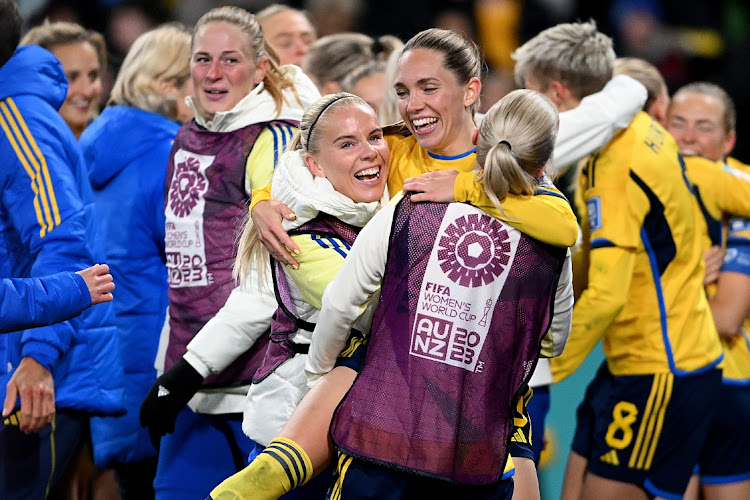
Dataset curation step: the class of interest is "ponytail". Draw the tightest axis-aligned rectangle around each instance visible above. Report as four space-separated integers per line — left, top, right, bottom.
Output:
261 38 302 117
233 211 268 286
481 141 536 213
475 89 559 214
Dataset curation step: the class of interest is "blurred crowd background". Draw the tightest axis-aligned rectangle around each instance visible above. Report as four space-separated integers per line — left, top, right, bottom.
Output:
16 0 750 163
8 1 748 498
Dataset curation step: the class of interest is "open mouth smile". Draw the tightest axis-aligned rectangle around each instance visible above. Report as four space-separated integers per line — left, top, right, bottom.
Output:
354 166 381 182
411 117 438 134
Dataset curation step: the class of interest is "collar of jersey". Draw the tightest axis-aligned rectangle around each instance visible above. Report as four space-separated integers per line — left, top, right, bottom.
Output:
427 147 477 161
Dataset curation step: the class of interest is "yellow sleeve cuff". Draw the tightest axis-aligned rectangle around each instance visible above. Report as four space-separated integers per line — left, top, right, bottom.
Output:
454 171 481 204
454 172 578 248
249 184 273 214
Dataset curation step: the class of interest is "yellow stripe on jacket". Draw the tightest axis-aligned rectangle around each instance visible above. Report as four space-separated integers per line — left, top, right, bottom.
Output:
0 98 61 237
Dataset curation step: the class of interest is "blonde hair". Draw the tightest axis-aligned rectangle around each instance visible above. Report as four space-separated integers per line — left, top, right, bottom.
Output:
234 92 368 285
108 23 191 120
401 28 484 116
21 20 107 71
194 6 299 117
303 33 401 89
512 21 613 100
477 89 559 212
613 57 666 112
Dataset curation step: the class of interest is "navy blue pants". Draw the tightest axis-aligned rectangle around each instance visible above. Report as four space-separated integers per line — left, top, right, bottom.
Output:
0 409 86 500
154 407 256 500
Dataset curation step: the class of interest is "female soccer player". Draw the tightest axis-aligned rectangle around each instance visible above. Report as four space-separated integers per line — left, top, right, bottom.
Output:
138 7 319 498
306 87 570 500
212 29 578 500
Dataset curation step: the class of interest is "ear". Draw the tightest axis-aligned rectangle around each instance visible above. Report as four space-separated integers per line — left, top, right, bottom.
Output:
304 153 326 178
254 57 270 85
648 95 668 126
533 165 546 180
464 76 482 108
472 128 479 146
547 80 568 109
723 130 737 157
159 78 177 97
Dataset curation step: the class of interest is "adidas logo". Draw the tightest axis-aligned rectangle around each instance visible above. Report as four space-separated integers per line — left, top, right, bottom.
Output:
600 449 619 466
157 385 170 398
513 429 527 444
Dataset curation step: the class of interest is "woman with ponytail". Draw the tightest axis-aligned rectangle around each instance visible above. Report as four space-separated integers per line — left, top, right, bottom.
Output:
148 90 388 500
299 88 573 499
171 92 389 500
477 90 558 210
236 92 389 499
210 91 573 500
302 32 402 95
137 7 319 499
236 28 579 500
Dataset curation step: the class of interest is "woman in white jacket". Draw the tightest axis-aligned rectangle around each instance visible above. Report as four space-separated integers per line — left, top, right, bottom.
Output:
210 88 576 500
149 92 390 499
138 7 320 499
301 87 569 500
236 95 389 451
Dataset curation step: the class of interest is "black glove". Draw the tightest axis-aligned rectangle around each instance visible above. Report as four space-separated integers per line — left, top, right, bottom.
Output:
140 357 204 448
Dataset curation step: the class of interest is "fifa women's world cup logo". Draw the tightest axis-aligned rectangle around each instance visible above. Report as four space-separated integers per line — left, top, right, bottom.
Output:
169 156 208 217
411 209 517 372
165 150 213 288
437 213 511 287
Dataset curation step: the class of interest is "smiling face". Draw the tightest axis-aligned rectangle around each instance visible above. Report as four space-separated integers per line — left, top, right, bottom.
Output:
305 102 390 203
261 10 316 66
667 91 735 161
395 48 480 157
52 41 102 138
190 22 267 119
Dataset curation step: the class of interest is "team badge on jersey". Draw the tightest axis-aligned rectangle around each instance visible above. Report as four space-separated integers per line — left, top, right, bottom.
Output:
587 196 602 232
729 216 750 234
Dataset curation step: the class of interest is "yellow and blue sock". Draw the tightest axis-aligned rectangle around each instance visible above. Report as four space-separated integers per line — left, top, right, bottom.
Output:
209 437 313 500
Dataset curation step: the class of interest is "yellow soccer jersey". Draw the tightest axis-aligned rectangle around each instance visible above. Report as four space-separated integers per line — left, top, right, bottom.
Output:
552 154 750 382
717 157 750 382
286 232 350 310
245 123 297 194
385 134 478 194
386 134 578 247
682 155 750 249
720 209 750 383
577 112 723 376
721 326 750 383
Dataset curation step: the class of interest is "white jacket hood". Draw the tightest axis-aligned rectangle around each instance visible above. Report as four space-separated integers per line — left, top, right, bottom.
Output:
186 65 320 132
271 149 390 230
